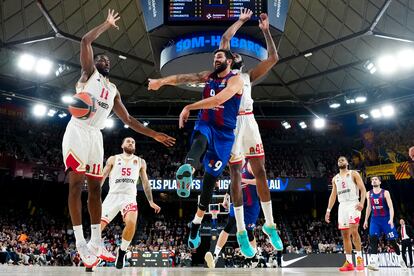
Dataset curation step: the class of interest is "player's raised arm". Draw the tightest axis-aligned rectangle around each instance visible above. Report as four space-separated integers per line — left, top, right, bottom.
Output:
248 13 279 83
353 171 367 211
363 191 371 229
325 178 337 223
178 75 244 128
219 8 253 50
113 91 175 147
100 156 115 186
148 71 211 91
139 159 161 213
79 9 120 79
384 190 395 228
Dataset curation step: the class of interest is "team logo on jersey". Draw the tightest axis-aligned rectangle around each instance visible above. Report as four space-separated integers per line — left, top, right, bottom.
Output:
249 147 255 154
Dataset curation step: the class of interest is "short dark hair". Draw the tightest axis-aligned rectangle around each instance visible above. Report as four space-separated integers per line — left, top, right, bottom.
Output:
213 49 234 60
122 137 134 144
338 156 348 161
371 175 381 181
94 52 108 61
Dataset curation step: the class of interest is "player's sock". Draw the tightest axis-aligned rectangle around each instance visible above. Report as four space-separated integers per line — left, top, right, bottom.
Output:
234 206 246 232
73 225 86 244
214 246 222 257
346 254 353 263
120 238 131 251
260 201 274 226
90 224 101 244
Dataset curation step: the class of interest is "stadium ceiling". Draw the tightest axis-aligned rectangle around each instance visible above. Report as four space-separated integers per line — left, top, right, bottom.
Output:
1 0 414 116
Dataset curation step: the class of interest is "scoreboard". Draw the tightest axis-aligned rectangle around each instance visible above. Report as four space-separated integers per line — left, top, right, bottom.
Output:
166 0 266 23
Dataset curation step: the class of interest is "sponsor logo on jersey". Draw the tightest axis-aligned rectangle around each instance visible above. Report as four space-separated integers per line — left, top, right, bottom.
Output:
338 188 351 195
115 178 135 184
97 100 109 109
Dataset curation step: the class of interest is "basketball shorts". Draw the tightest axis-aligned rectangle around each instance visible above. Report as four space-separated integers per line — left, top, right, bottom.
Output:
62 119 103 179
338 200 361 230
101 193 138 224
192 120 235 177
369 216 398 240
229 202 261 230
229 113 264 164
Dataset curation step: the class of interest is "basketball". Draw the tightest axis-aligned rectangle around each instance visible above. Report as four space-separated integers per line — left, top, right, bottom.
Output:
67 92 96 120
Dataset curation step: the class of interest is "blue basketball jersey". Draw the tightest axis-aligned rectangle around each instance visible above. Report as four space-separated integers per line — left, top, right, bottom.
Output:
198 71 241 130
369 189 390 218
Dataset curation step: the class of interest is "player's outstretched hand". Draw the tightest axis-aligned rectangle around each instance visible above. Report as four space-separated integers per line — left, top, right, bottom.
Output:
388 219 394 229
363 221 368 230
148 78 162 91
106 9 120 30
355 202 363 211
325 212 330 224
150 201 161 214
154 132 176 147
239 8 253 22
179 106 190 129
259 13 269 31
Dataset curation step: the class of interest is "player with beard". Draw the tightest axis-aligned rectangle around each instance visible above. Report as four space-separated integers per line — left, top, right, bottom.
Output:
148 49 244 251
62 9 175 268
363 176 406 271
325 156 366 271
99 137 161 269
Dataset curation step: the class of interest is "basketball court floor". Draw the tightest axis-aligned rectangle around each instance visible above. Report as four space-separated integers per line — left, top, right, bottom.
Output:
0 266 412 276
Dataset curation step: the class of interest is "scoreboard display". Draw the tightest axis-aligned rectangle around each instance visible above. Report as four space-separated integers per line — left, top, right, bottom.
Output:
166 0 266 23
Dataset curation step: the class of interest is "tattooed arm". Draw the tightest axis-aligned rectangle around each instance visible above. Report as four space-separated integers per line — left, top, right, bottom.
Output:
148 71 211 91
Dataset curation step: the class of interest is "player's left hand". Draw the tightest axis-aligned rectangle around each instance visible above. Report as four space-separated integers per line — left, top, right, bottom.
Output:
239 8 253 22
149 201 161 213
153 132 176 147
148 78 163 91
355 202 363 211
258 13 269 31
388 219 394 228
179 106 190 129
106 9 120 30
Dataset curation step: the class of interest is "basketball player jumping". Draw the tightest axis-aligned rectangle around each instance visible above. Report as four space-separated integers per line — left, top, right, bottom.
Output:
325 156 366 271
62 9 175 268
204 159 261 268
99 137 160 269
363 176 406 271
149 49 244 251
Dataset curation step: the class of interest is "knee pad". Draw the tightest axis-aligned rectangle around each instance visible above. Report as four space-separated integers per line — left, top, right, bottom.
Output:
224 216 236 233
247 229 255 242
198 173 218 211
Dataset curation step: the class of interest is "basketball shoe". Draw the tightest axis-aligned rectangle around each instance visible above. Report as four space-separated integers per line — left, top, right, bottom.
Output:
236 230 256 258
262 224 283 251
339 260 355 271
204 252 217 268
87 241 116 262
188 222 201 249
176 164 193 198
356 256 364 271
77 242 100 268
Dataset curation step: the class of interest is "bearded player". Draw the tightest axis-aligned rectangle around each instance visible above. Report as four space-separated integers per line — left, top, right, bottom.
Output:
62 9 175 268
99 137 160 269
363 176 406 271
325 156 366 271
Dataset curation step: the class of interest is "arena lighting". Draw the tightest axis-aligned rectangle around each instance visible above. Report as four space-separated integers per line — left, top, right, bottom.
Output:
381 105 395 118
281 121 291 129
397 49 414 69
18 53 36 71
364 61 377 74
143 121 150 127
55 64 70 77
35 58 53 75
345 98 355 104
377 55 398 74
299 121 307 129
105 118 115 128
304 52 312 58
61 95 74 104
124 124 129 128
328 101 341 109
313 118 326 129
58 112 67 118
47 109 57 117
370 108 382 119
355 95 367 103
32 104 47 117
360 113 369 119
118 55 127 60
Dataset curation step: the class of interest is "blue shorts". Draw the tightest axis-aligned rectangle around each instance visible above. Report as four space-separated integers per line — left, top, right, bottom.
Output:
369 216 399 240
229 203 261 230
192 121 235 177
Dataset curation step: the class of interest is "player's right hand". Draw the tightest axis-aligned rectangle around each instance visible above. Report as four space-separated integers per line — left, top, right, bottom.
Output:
363 221 368 229
153 132 176 147
106 9 120 30
324 212 330 223
148 78 162 91
179 106 190 129
239 8 253 22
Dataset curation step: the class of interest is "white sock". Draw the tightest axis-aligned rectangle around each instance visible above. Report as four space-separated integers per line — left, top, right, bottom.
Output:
346 254 353 263
120 238 131 251
192 214 203 224
214 246 222 256
356 251 362 259
73 225 86 244
234 206 246 232
90 224 101 244
260 201 274 226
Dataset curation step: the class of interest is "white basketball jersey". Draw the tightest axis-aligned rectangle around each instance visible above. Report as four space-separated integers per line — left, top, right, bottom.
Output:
233 71 253 112
108 154 142 195
334 171 359 203
72 69 117 129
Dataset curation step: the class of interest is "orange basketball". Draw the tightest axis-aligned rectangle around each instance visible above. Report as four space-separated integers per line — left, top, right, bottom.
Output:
67 92 96 120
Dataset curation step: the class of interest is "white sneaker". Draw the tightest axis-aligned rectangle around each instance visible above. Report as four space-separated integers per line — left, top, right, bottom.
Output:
204 252 216 268
399 257 408 270
367 261 379 271
77 242 99 268
87 240 116 262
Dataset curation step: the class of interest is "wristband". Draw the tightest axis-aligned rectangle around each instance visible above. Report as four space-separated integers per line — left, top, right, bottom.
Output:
326 208 331 213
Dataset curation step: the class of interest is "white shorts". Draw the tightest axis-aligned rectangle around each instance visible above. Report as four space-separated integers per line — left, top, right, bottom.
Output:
62 119 103 179
229 113 264 164
101 193 138 224
338 200 361 230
